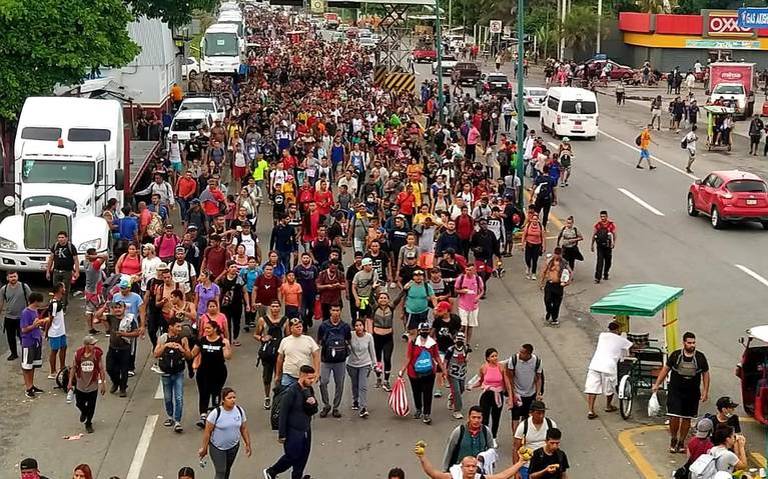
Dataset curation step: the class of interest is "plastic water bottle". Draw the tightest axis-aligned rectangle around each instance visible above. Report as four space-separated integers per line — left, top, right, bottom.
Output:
66 389 74 404
199 458 207 469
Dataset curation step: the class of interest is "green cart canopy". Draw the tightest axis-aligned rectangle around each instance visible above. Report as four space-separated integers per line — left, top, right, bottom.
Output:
590 284 684 318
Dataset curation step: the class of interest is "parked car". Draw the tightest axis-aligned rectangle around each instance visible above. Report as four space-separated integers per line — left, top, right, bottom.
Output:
431 55 458 76
579 59 636 80
178 96 226 123
514 86 548 114
182 56 199 79
688 170 768 229
454 62 481 85
476 72 512 98
168 110 214 145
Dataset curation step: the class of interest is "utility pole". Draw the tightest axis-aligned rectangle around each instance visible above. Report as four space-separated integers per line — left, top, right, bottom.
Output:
435 0 444 123
596 0 603 54
515 0 525 210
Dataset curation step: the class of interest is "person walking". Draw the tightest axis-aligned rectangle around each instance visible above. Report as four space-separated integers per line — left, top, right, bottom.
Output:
198 387 252 479
591 211 616 284
748 114 764 156
512 401 558 479
636 124 657 170
154 318 192 432
317 304 351 418
650 95 662 130
471 348 513 446
556 216 584 271
346 318 376 418
45 231 79 311
441 406 495 471
399 322 443 425
67 335 106 433
0 271 31 361
522 211 546 281
255 300 289 409
191 320 232 429
538 247 571 326
264 365 318 479
652 331 710 453
454 265 483 350
443 331 469 419
506 344 544 433
96 301 138 398
369 291 396 391
528 428 570 479
402 269 437 339
584 321 632 419
683 125 698 173
275 318 320 387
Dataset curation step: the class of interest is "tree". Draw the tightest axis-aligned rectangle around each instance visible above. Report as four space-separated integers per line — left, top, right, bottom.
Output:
0 0 140 121
561 5 609 53
127 0 218 29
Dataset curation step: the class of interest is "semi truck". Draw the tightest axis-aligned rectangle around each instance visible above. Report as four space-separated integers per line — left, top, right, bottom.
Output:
707 62 755 117
0 97 125 272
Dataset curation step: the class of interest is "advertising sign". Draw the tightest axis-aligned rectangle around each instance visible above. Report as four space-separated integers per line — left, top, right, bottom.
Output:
737 8 768 29
685 39 760 49
702 10 756 38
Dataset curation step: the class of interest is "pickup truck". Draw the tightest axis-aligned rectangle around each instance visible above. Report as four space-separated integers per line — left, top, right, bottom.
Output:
413 47 437 63
454 62 481 85
432 55 458 76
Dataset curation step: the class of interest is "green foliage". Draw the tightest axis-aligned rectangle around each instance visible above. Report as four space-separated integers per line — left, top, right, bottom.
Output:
0 0 140 121
127 0 218 29
561 4 610 51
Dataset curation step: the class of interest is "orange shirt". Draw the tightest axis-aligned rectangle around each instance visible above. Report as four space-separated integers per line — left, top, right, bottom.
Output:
171 84 183 102
177 177 197 199
280 282 302 307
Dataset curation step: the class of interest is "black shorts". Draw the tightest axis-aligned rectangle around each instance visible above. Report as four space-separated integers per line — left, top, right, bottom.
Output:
406 311 429 331
666 388 700 419
511 394 537 420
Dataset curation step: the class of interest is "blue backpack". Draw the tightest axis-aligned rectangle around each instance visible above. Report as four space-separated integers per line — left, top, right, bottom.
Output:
414 347 433 375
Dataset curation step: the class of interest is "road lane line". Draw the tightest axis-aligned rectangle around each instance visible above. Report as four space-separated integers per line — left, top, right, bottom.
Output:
154 381 163 399
599 129 698 180
735 264 768 287
617 188 665 216
126 414 159 479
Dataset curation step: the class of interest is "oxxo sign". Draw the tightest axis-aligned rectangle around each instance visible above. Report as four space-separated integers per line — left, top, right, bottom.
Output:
702 9 756 38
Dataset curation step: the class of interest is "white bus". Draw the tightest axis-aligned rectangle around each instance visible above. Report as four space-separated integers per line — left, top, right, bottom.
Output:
200 23 242 75
539 87 599 140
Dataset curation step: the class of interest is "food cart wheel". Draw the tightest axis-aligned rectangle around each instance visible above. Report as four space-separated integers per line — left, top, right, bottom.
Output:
618 374 633 420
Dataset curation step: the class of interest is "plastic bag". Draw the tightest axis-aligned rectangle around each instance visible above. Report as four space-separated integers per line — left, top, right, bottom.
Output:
648 392 661 417
389 377 410 417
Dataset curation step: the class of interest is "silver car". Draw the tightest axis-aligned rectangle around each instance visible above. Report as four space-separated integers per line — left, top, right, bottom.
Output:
514 87 548 115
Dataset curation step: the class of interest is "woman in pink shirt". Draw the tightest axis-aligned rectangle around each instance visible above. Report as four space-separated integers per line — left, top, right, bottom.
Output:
522 211 545 280
466 125 480 161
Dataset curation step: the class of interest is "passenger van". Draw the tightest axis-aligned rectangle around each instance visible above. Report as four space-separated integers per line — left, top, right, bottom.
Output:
539 87 599 140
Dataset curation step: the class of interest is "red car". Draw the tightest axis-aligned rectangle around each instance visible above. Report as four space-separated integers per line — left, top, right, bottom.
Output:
687 170 768 229
581 59 636 80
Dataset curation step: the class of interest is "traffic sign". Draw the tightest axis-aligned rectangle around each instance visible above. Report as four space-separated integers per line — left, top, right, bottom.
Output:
737 7 768 29
490 20 502 34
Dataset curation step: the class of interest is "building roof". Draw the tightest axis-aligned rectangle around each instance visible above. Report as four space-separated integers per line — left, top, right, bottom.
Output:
126 15 176 67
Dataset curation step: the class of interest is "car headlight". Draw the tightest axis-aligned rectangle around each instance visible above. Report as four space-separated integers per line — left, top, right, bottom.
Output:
0 236 17 250
78 238 102 252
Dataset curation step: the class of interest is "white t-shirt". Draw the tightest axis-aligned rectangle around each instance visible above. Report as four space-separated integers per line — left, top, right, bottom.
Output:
234 152 247 168
141 256 163 291
170 260 196 294
710 445 739 473
685 131 697 153
514 417 558 467
47 299 66 338
237 233 257 258
278 334 319 378
588 332 633 375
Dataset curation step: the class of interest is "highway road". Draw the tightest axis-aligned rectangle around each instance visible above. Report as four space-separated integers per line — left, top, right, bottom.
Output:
2 52 768 479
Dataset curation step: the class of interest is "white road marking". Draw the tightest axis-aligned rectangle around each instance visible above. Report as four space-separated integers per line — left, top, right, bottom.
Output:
599 129 698 180
126 415 159 479
154 381 163 399
735 264 768 288
617 188 665 216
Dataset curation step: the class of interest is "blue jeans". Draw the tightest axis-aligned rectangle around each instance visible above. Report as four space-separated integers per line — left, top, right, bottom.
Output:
161 371 184 422
448 376 465 412
176 197 190 222
281 373 298 387
519 466 529 479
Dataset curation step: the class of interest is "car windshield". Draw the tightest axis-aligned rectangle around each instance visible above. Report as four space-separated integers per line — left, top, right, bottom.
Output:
726 179 767 193
561 100 597 114
22 160 94 185
172 118 205 132
205 32 239 57
714 84 744 95
181 102 214 112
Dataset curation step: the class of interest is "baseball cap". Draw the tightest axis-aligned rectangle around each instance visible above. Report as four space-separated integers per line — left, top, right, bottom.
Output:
165 223 174 229
361 257 373 266
83 335 98 345
175 246 186 254
436 301 452 313
187 224 198 231
20 458 38 471
716 396 738 410
455 331 466 341
418 322 431 332
530 400 548 411
695 417 713 438
354 251 364 258
119 277 132 289
157 263 170 272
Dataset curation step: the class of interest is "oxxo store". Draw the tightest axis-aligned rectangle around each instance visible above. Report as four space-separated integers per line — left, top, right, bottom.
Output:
617 10 768 71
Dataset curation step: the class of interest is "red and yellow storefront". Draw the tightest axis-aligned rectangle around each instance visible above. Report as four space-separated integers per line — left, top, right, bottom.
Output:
617 10 768 71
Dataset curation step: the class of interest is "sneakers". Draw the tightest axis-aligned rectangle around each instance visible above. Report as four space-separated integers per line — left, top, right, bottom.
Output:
119 390 127 398
25 389 35 399
382 381 391 392
433 389 443 398
66 389 74 404
319 405 331 418
127 370 135 377
80 412 87 423
150 364 162 374
332 409 342 418
196 415 206 429
359 408 369 418
164 418 174 427
351 402 359 411
47 374 56 380
530 274 537 281
7 354 18 361
264 397 271 410
174 422 183 433
401 332 409 341
88 329 99 335
31 386 44 394
422 415 432 425
85 423 94 434
110 384 118 394
263 469 276 479
413 409 422 419
375 378 382 388
452 411 464 420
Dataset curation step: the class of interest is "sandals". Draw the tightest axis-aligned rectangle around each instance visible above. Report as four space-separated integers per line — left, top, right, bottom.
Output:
587 411 598 419
669 438 678 453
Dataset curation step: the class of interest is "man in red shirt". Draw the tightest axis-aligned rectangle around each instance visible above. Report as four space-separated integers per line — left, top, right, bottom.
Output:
201 234 228 280
395 184 417 223
455 205 475 257
316 260 345 321
590 210 617 283
175 170 198 226
253 264 282 319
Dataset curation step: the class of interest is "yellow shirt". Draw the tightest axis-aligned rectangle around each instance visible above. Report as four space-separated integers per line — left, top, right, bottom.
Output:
410 181 423 207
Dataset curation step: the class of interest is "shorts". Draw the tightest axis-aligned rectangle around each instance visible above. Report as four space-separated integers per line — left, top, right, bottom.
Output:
85 299 99 314
511 394 537 420
666 388 700 419
170 161 183 173
233 165 247 181
687 148 696 158
459 308 479 327
639 148 650 160
583 369 616 395
49 335 67 351
406 311 429 331
21 344 42 370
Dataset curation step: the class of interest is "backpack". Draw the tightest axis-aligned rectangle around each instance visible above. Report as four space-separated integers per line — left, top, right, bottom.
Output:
687 451 718 479
414 347 433 375
594 224 612 248
258 316 288 365
321 323 349 363
681 137 689 149
523 416 554 437
270 384 290 430
448 424 492 469
3 282 29 304
634 134 642 146
158 335 186 374
509 353 545 395
212 404 245 427
457 274 481 295
535 179 552 204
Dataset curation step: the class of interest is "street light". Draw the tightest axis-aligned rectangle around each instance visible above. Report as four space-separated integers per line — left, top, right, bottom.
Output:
514 0 525 210
435 0 444 124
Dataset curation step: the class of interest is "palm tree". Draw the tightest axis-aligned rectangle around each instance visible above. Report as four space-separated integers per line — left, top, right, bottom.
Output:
536 25 558 59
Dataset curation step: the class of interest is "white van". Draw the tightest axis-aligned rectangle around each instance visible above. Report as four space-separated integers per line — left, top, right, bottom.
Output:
539 87 599 140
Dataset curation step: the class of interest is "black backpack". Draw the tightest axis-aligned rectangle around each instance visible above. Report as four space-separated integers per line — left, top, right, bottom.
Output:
270 384 291 431
594 225 611 248
448 424 492 469
535 179 552 204
509 353 545 395
320 322 349 363
158 336 186 374
258 316 288 365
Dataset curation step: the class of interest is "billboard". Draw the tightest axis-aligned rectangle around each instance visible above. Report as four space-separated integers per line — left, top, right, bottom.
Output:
702 10 756 38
